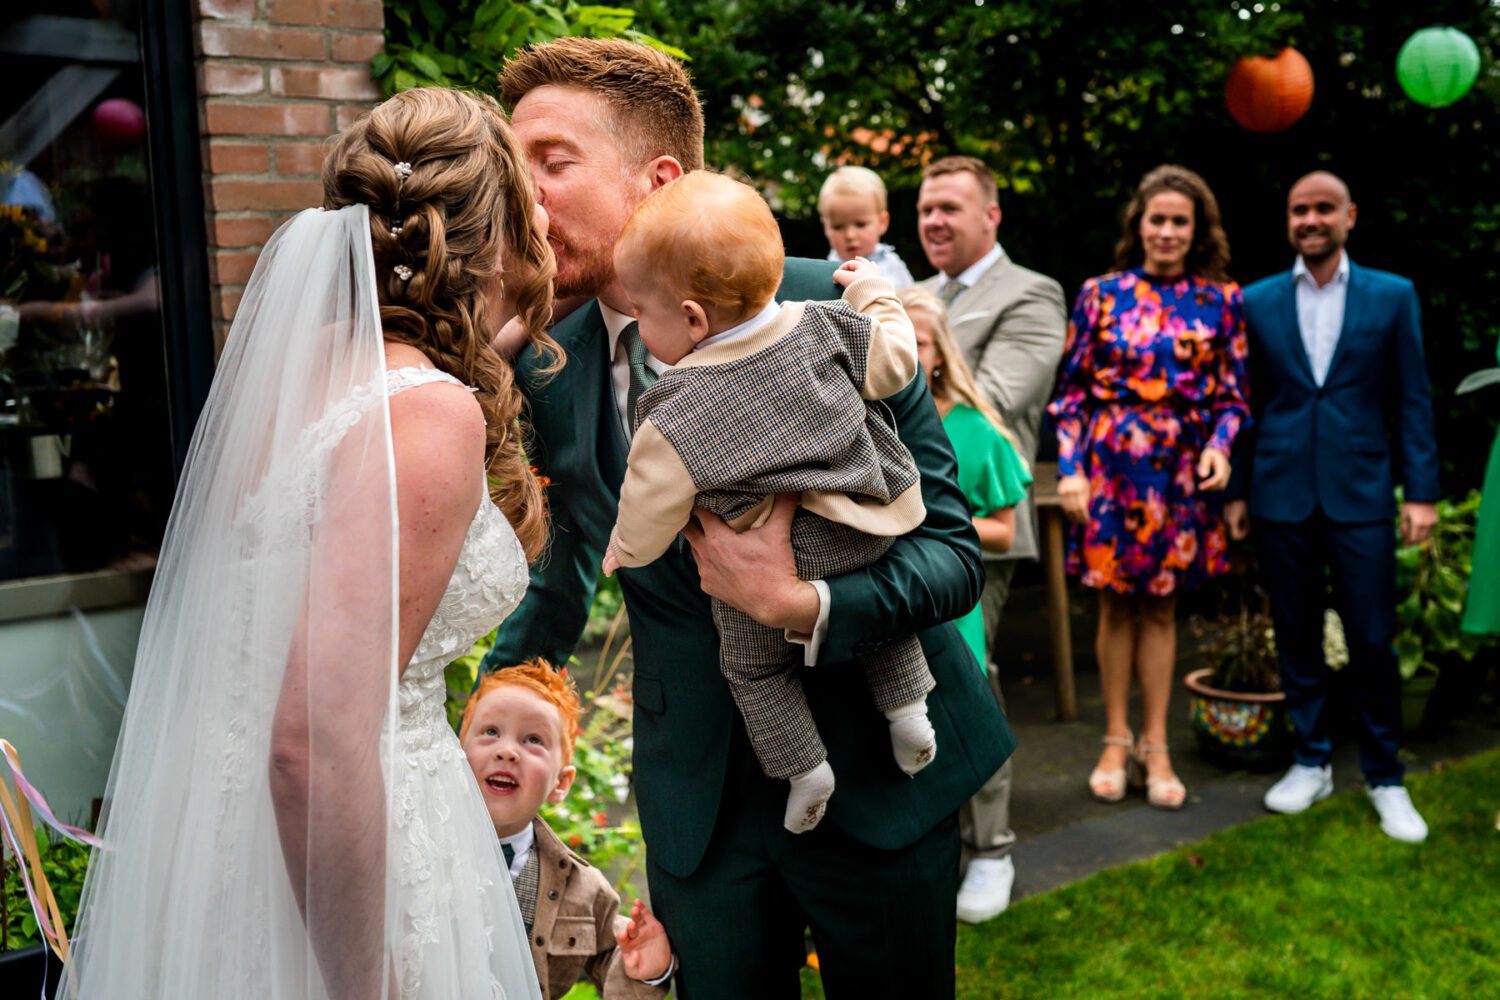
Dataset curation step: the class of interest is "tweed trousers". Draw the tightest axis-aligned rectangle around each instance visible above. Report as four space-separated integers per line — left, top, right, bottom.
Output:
714 510 937 780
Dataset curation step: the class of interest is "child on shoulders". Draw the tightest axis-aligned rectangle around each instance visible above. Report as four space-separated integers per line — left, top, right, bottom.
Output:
460 661 675 999
819 165 914 288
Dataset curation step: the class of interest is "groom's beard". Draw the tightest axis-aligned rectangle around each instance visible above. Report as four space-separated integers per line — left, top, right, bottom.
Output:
548 226 616 300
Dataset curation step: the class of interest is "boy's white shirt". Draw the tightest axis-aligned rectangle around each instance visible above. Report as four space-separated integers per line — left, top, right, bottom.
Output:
601 299 831 664
499 822 535 879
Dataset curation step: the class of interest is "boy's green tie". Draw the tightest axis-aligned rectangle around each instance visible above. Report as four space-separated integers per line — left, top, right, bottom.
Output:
501 842 515 868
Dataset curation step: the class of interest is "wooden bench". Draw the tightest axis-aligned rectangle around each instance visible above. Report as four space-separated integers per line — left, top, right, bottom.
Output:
1031 461 1077 720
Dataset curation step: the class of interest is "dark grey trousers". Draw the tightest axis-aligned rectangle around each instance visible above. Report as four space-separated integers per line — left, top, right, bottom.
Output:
714 511 936 780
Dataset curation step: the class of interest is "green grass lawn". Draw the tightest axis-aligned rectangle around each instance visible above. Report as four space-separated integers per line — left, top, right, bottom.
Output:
801 747 1500 999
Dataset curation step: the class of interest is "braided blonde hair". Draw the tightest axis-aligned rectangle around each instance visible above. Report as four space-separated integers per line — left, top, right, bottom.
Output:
322 87 559 561
898 286 1024 460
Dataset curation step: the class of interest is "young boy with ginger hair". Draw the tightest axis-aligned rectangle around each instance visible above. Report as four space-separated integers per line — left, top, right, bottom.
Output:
459 661 675 998
819 165 914 288
601 170 937 835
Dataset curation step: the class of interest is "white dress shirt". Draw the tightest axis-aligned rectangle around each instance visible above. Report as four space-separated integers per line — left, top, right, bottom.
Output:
936 242 1004 301
498 822 535 880
1293 251 1350 387
597 301 831 664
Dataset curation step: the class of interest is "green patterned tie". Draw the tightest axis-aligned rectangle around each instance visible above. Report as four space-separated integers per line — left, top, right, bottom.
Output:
622 321 660 432
501 842 515 868
940 280 968 306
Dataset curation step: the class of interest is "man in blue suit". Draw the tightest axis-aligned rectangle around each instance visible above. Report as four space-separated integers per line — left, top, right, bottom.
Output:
1226 171 1438 843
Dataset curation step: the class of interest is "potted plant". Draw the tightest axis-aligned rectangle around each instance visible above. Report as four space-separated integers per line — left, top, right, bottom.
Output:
1184 579 1295 771
1393 490 1488 733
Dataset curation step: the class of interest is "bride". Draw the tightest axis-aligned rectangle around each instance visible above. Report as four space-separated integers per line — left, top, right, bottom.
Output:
61 88 556 999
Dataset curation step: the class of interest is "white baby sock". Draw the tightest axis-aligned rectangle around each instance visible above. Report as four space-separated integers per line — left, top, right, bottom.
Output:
885 700 937 776
784 761 836 834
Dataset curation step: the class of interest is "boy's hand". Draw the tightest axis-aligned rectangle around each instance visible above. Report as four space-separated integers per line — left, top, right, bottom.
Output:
615 898 673 982
832 257 877 287
602 546 621 577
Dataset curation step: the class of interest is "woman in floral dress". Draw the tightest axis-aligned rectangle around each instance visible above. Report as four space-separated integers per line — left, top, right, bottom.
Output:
1049 164 1249 810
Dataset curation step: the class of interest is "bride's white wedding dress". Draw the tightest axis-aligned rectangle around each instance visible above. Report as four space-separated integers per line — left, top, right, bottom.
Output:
62 206 542 1000
384 366 539 998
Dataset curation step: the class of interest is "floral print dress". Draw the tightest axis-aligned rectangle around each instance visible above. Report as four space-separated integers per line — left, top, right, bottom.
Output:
1048 268 1250 595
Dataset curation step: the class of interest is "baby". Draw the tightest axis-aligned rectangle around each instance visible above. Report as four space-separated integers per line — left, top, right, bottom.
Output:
602 170 937 834
460 661 675 999
819 165 914 288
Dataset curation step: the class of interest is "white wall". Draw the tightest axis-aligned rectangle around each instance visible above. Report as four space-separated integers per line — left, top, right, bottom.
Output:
0 606 142 827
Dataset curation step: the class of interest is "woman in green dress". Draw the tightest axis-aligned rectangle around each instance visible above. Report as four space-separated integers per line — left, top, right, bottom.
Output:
898 288 1032 668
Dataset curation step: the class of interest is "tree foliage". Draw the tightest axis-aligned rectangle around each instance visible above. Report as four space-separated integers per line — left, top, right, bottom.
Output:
377 0 1500 491
373 0 684 96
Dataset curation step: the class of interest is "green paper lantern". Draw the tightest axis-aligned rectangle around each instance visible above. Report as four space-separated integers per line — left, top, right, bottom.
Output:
1396 26 1481 108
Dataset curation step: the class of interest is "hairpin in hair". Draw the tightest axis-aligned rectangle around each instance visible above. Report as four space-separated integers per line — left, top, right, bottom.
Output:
393 161 413 181
393 264 413 281
390 225 403 237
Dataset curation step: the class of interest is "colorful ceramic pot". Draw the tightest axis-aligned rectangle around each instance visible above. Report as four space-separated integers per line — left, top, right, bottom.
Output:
1184 668 1293 771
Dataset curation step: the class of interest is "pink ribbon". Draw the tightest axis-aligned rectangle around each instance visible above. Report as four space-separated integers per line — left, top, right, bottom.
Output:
0 739 105 962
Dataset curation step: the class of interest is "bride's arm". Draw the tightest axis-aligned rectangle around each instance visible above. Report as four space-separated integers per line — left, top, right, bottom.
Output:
269 382 484 1000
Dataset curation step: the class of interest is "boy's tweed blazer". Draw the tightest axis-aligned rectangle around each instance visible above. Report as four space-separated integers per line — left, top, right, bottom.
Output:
524 818 666 1000
609 272 925 568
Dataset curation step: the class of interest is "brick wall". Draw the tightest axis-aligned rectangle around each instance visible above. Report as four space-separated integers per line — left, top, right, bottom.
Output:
194 0 386 344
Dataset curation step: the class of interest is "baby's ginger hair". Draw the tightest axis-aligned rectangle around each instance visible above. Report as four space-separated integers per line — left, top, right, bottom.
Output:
818 165 889 216
616 170 783 325
459 659 581 765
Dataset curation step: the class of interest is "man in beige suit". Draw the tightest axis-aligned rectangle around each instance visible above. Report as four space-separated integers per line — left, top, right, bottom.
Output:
916 155 1067 923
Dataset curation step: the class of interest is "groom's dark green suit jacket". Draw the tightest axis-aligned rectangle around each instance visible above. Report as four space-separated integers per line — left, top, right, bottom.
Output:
484 259 1015 878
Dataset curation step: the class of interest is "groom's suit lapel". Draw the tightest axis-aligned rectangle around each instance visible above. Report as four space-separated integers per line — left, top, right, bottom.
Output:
546 300 628 496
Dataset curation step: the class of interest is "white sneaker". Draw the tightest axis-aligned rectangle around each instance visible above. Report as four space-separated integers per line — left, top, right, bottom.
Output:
1367 785 1429 843
956 857 1014 924
1264 764 1333 814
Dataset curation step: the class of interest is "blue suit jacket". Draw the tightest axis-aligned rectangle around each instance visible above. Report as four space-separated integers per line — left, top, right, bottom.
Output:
1230 261 1439 523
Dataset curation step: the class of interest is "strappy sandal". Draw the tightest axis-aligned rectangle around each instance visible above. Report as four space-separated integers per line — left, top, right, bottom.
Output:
1131 742 1187 811
1088 732 1133 803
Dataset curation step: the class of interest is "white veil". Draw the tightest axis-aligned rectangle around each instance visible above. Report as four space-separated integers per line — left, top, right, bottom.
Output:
61 203 533 998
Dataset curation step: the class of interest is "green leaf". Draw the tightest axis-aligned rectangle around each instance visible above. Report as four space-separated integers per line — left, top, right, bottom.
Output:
417 0 448 32
406 48 447 83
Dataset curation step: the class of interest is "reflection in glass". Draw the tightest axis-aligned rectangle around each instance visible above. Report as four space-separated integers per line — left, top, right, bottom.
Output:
1 2 172 581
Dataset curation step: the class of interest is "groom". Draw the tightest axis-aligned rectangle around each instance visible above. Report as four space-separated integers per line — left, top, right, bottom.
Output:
482 38 1014 998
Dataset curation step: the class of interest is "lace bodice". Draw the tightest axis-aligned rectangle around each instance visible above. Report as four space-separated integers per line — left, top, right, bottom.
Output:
389 367 530 736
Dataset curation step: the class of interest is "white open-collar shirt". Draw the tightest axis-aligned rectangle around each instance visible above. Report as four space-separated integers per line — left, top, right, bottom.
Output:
1293 250 1351 387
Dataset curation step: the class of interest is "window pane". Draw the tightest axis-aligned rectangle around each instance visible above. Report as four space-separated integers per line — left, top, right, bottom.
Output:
1 3 174 582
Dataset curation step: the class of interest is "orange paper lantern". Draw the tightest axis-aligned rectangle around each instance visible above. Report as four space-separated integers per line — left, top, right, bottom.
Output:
1225 47 1315 133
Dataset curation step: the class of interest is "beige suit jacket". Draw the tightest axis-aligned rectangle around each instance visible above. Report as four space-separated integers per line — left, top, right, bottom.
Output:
918 251 1067 561
528 818 667 1000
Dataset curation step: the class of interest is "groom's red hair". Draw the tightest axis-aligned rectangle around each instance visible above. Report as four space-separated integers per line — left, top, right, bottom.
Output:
458 658 581 764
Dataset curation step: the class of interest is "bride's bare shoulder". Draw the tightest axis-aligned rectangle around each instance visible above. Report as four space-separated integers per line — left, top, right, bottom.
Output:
384 344 484 481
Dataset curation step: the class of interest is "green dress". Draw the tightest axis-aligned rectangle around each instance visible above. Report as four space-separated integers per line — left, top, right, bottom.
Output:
1462 424 1500 635
941 402 1033 669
